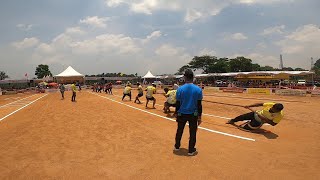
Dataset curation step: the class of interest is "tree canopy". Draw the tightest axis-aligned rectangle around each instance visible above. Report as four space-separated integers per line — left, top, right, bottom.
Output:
0 71 9 80
177 55 307 74
312 58 320 76
35 64 52 79
85 72 137 77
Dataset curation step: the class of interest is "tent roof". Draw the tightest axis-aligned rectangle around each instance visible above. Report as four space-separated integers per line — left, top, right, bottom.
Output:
208 71 313 77
143 71 155 78
55 66 84 77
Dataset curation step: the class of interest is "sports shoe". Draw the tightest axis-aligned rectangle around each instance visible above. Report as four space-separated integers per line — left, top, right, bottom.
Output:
188 149 197 156
173 147 180 151
226 119 235 124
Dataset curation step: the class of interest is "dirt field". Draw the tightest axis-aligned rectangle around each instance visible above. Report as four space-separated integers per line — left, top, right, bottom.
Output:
0 88 319 179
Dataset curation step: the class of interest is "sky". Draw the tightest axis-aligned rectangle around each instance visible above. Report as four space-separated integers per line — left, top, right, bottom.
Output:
0 0 320 79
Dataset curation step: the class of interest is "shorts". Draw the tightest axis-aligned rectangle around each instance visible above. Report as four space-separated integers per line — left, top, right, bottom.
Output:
165 102 176 107
138 93 143 97
146 96 155 101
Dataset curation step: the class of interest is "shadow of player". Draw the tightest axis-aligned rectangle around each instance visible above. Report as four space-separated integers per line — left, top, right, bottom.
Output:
173 148 198 156
230 123 279 139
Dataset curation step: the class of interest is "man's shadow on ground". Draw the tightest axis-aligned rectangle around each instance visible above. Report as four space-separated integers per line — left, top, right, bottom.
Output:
173 148 198 156
231 124 279 139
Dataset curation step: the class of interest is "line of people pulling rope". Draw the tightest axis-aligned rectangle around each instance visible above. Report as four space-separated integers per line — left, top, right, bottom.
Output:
120 69 285 156
121 82 179 113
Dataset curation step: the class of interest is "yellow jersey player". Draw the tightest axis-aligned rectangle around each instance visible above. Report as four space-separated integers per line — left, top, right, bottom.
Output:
122 84 132 101
145 83 157 108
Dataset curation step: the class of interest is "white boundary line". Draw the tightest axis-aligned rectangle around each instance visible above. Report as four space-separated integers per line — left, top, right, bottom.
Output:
90 92 255 142
0 94 38 108
0 94 48 122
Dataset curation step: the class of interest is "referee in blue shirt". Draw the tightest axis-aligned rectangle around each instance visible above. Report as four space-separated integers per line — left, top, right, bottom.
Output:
174 69 203 156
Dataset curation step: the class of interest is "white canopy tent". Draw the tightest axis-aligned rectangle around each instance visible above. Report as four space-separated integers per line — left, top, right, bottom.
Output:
142 71 156 78
55 66 85 84
142 71 156 85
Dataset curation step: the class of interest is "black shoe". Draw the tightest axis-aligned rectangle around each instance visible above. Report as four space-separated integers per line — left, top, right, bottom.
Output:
188 148 197 156
226 119 235 124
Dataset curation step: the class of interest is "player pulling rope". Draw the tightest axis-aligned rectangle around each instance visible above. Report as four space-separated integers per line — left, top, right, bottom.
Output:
226 102 284 132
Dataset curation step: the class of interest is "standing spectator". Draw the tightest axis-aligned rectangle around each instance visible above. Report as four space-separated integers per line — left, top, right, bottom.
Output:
71 82 77 102
59 83 65 100
77 82 82 91
174 69 203 156
108 82 113 94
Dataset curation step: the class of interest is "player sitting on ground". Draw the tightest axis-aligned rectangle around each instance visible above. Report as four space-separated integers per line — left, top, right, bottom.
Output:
226 102 284 131
145 83 157 108
163 87 177 114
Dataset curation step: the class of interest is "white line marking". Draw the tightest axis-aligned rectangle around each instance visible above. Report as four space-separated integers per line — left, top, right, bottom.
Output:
0 94 48 122
0 94 38 108
91 92 255 142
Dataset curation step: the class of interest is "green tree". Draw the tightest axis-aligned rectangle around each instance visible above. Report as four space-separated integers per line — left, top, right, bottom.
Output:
314 58 320 68
0 71 9 80
282 67 294 71
207 58 229 73
294 68 306 71
35 64 52 79
177 65 191 74
312 59 320 76
188 55 218 73
259 66 274 71
229 57 253 72
252 63 261 71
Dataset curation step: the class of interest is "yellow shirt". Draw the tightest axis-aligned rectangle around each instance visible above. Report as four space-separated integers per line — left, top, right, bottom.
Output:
124 86 131 94
146 86 156 98
166 90 177 104
256 102 284 124
138 85 143 94
71 84 77 92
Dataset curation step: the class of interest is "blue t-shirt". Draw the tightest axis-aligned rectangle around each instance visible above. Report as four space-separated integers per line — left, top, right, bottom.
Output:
176 83 203 115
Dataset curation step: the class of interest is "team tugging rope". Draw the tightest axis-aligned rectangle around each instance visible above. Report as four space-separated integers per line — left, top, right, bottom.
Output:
202 99 247 108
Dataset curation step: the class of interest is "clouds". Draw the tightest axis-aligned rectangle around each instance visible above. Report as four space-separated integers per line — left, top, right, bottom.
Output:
16 24 33 31
198 48 217 56
143 30 162 43
71 34 141 55
2 0 319 79
185 9 203 23
230 33 248 40
80 16 109 28
65 27 86 36
104 0 292 23
277 24 320 55
12 37 40 49
261 25 285 35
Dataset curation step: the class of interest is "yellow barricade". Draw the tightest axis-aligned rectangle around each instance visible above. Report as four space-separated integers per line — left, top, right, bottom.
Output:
246 88 271 95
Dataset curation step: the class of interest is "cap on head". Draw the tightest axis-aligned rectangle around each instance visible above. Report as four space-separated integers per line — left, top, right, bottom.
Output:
184 69 194 80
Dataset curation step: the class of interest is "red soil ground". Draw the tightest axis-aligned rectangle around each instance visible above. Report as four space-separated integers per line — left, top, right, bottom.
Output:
0 89 319 179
